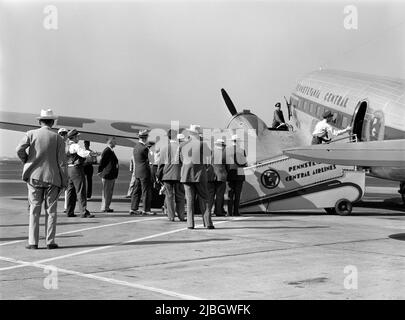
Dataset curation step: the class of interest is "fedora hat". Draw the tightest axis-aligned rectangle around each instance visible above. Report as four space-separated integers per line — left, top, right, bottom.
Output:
67 129 80 139
138 129 149 138
322 110 333 119
214 138 226 146
187 124 201 134
36 109 58 120
230 134 241 141
177 133 185 141
57 128 68 135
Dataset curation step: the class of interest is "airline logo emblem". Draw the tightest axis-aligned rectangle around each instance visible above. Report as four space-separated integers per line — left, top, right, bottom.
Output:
261 169 280 189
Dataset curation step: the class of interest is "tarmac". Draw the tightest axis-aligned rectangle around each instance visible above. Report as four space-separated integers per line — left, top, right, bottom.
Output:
0 160 404 300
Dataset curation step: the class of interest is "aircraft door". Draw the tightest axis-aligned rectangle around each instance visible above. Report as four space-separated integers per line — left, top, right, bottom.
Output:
351 100 368 142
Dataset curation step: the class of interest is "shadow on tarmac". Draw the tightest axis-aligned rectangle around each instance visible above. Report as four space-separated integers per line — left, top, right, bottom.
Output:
0 234 82 242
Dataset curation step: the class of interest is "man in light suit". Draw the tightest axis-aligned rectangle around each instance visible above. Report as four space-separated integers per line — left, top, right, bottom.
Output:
130 130 153 215
97 137 119 212
157 129 185 221
179 125 214 229
16 109 67 249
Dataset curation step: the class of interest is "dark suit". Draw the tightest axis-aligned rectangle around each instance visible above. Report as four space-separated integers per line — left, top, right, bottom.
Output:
226 144 247 216
157 140 185 221
271 109 287 130
131 141 152 212
179 135 213 229
207 146 227 216
98 147 119 211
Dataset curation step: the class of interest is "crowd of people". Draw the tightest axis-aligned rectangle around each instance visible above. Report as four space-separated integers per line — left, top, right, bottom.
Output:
16 109 248 249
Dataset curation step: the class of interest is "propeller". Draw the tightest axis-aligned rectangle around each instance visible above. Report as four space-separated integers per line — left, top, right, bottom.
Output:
221 88 238 116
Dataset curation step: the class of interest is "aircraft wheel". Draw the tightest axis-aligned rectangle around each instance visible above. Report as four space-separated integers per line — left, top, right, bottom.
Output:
335 199 352 216
324 208 336 215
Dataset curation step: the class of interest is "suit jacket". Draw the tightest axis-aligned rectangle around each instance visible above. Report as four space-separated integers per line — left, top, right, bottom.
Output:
132 142 151 179
16 126 67 188
157 140 181 181
226 144 247 182
271 109 286 128
209 147 228 182
98 147 119 180
179 135 209 183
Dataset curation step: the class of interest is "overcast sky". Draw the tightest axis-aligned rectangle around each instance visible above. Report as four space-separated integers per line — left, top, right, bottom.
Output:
1 0 404 160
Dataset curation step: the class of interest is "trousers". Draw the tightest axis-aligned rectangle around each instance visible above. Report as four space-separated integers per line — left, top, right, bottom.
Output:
184 182 213 229
27 183 60 245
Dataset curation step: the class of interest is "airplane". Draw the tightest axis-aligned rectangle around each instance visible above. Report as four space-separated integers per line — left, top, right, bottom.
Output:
281 69 405 204
1 69 404 213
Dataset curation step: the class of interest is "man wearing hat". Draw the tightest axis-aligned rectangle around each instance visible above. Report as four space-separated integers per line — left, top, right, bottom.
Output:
98 137 119 212
271 102 287 130
156 129 186 221
16 109 67 249
207 138 228 216
312 110 351 144
179 124 214 229
65 129 94 218
130 129 153 215
226 134 247 216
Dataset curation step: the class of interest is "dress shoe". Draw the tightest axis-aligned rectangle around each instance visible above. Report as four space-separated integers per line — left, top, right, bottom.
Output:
81 210 95 218
67 213 77 217
143 211 156 216
129 210 141 215
47 243 59 249
26 244 38 250
168 218 175 221
207 226 215 229
102 208 114 213
187 226 194 229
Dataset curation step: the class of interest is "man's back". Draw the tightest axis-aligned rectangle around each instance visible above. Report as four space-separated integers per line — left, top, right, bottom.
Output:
179 135 209 183
16 126 66 187
133 142 151 179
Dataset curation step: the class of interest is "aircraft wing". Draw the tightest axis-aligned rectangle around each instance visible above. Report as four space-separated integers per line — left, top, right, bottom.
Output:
0 111 179 147
283 139 405 167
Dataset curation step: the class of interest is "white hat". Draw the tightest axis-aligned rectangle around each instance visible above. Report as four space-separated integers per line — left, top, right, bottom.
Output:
177 133 185 140
58 128 68 134
138 129 149 138
187 124 201 133
36 109 58 120
214 138 226 146
231 134 240 141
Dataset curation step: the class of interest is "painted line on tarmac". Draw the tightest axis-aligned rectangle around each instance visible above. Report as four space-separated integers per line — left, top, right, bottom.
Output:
0 255 203 300
0 217 251 272
0 217 164 247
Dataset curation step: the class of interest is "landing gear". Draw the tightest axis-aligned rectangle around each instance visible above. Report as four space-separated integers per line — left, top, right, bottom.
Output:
325 199 353 215
399 182 405 205
334 199 353 216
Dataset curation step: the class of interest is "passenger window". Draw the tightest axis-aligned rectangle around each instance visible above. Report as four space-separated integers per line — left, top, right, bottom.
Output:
342 116 348 128
303 101 309 112
310 103 316 114
316 105 323 118
298 99 303 110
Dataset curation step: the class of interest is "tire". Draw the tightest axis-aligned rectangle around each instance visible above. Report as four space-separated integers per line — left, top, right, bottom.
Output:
335 199 352 216
324 208 336 215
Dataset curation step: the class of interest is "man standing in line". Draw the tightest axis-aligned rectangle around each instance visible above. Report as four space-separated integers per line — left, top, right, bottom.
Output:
207 138 228 217
130 130 153 215
66 129 94 218
126 155 136 198
83 140 99 199
179 125 214 229
157 129 186 222
97 137 119 213
16 109 67 249
226 134 247 217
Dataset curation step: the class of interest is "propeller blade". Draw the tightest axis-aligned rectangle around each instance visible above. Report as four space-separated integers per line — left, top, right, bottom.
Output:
221 88 238 116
